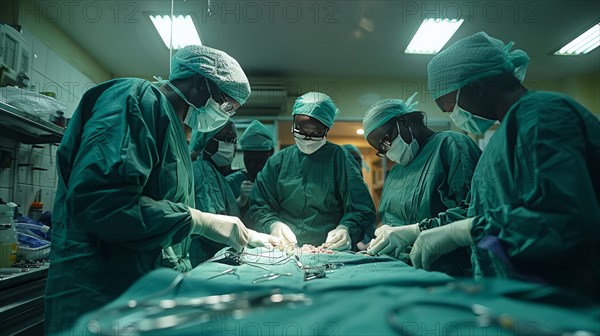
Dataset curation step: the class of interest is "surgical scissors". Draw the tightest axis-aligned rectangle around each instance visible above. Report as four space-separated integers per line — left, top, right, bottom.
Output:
252 272 293 283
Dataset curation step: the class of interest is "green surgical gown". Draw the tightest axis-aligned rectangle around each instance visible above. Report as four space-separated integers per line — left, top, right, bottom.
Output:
250 142 375 246
380 131 481 225
226 170 247 198
466 91 600 297
225 169 257 229
190 158 240 266
380 131 481 275
45 79 195 333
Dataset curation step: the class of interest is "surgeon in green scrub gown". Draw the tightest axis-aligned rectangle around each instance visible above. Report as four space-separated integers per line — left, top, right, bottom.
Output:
232 120 276 229
189 121 241 266
250 92 376 250
44 45 282 333
363 93 481 276
225 120 275 202
341 144 376 250
411 31 600 299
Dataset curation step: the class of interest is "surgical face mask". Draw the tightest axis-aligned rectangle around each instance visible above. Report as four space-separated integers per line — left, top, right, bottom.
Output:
167 82 230 132
295 138 326 155
449 90 496 135
385 123 419 166
210 140 236 167
191 98 231 132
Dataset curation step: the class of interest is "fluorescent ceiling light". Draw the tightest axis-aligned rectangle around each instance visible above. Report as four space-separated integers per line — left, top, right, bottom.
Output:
555 23 600 55
150 15 201 49
356 129 365 135
405 18 464 54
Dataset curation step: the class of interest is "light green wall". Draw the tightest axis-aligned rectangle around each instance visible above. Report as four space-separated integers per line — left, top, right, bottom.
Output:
557 72 599 115
279 72 600 121
19 0 112 84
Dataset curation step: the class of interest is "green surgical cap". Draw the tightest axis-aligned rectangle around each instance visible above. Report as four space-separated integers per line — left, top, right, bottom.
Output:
292 92 339 128
363 92 419 138
240 120 275 151
427 31 530 100
169 45 251 105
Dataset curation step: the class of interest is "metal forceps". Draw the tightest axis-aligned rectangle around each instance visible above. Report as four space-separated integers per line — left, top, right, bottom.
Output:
252 272 292 284
206 268 237 280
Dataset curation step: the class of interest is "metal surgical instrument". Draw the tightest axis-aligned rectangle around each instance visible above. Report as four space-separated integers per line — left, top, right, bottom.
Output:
206 268 237 280
252 272 293 284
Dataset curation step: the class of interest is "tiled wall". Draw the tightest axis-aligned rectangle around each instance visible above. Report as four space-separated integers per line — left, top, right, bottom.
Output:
22 29 96 119
0 137 58 216
0 137 16 203
0 28 96 214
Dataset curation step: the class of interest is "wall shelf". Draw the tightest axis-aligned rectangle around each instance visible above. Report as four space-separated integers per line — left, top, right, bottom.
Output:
0 101 64 144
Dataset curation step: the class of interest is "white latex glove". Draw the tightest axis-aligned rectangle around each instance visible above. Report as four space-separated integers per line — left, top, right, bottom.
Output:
162 246 179 264
237 180 253 207
367 224 420 259
190 208 250 251
270 221 298 247
324 225 351 251
247 229 281 250
410 218 474 270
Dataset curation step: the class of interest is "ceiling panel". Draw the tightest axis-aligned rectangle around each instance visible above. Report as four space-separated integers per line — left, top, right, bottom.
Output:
27 0 600 80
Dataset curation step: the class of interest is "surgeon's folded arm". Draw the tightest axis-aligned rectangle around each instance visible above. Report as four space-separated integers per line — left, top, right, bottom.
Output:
68 185 193 251
66 140 192 251
470 109 599 260
418 202 470 231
